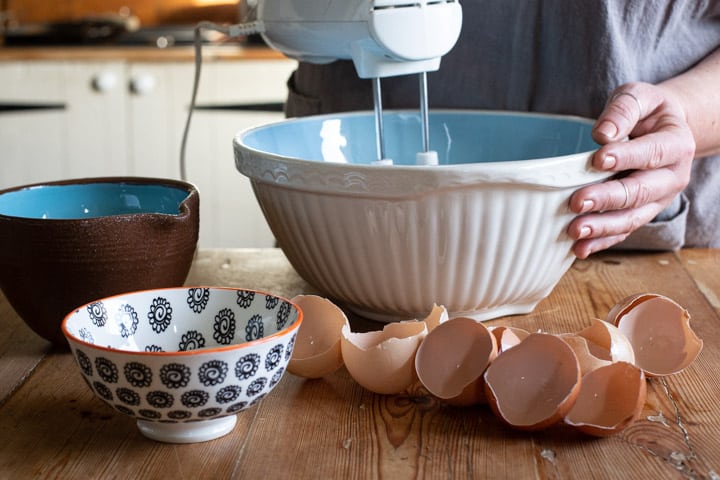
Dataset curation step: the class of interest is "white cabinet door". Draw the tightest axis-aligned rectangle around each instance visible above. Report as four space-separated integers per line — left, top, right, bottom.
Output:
1 57 296 249
189 60 297 248
126 62 192 179
0 61 128 189
127 59 296 248
63 61 129 178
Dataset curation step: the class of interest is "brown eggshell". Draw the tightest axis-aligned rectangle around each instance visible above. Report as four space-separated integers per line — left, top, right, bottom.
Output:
341 320 427 395
287 295 349 378
576 318 635 365
560 319 636 377
423 303 449 332
564 361 646 437
560 334 611 377
608 293 703 376
483 333 581 431
415 317 498 406
489 326 530 353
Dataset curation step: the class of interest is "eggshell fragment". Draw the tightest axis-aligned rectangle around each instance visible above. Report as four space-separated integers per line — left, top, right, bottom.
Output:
483 333 581 431
560 334 610 377
415 317 498 406
608 293 703 376
423 303 449 332
565 361 646 437
341 321 427 395
288 295 349 379
560 319 636 377
489 326 530 353
576 318 635 365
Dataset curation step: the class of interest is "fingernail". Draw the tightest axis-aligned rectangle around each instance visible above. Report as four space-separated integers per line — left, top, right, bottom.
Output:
580 199 594 213
596 121 618 139
578 226 592 239
601 155 617 169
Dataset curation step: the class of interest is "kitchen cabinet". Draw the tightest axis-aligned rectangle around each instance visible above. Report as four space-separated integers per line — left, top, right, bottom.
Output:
0 60 129 184
0 52 297 248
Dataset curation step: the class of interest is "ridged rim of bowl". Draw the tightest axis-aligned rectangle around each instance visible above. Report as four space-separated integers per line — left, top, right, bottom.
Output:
61 286 303 357
233 109 612 194
0 176 198 222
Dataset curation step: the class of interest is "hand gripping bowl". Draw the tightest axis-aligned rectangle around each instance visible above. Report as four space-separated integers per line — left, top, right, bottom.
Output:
0 177 199 346
233 110 614 322
62 287 302 443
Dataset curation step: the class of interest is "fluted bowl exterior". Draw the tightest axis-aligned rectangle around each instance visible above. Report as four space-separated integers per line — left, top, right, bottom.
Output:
234 111 612 321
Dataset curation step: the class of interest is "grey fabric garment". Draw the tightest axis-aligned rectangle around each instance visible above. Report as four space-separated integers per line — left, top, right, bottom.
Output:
284 0 720 250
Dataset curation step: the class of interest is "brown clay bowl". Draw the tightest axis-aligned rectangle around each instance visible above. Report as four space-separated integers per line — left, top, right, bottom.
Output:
0 177 199 347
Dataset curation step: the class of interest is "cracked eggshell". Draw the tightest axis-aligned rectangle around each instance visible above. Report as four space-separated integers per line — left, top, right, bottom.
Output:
560 334 610 377
489 326 530 353
423 303 449 332
576 318 635 364
608 293 703 376
288 295 349 378
560 319 635 377
341 320 427 395
565 361 646 437
415 317 498 406
483 333 581 431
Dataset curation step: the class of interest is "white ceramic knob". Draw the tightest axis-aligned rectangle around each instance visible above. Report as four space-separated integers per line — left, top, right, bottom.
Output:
92 71 118 92
130 74 156 95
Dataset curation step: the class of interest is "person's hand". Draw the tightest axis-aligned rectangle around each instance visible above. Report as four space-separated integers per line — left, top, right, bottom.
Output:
567 82 696 259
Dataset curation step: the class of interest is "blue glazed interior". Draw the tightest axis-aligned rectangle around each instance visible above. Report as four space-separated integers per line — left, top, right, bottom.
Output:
241 111 599 166
0 183 190 219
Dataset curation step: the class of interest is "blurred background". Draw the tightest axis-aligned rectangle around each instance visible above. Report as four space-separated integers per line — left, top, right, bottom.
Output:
1 0 244 42
0 1 298 248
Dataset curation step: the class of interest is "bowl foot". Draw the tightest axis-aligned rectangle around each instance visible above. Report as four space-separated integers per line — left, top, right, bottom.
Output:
136 415 237 443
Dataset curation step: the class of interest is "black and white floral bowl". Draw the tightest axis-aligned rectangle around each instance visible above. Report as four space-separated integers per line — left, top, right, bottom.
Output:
61 286 302 444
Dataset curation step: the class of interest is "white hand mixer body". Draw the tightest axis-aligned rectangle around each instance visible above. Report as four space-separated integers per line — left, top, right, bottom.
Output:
256 0 462 78
255 0 463 164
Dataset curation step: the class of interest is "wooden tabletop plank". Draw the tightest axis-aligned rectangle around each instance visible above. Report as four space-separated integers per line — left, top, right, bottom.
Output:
1 249 719 479
679 248 720 317
185 248 319 301
0 290 52 405
0 349 266 478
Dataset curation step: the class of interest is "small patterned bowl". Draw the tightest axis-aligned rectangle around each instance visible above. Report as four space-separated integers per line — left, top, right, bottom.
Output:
61 287 302 443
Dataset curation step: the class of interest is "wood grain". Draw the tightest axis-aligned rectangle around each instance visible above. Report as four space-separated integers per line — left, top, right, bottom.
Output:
1 248 719 479
0 290 51 405
0 45 287 62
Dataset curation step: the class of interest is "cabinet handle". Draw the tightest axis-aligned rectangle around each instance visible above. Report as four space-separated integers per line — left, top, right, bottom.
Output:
0 103 65 113
193 103 284 112
92 72 119 93
129 74 156 95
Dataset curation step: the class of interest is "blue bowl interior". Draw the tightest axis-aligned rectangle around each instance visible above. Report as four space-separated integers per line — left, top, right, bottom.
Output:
241 111 598 166
63 288 300 353
0 182 190 219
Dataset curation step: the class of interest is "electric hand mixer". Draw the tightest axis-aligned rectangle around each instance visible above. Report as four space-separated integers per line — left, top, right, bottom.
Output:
180 0 462 178
254 0 463 164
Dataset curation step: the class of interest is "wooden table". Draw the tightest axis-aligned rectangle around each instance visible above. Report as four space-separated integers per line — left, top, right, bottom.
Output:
1 248 719 479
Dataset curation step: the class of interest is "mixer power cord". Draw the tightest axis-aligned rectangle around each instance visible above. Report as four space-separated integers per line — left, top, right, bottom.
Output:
179 21 266 181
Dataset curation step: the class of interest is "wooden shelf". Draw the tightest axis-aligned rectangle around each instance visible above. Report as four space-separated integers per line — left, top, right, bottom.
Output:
0 45 287 62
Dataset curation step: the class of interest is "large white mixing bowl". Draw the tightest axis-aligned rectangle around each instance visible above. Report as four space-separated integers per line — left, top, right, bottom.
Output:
233 110 613 322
